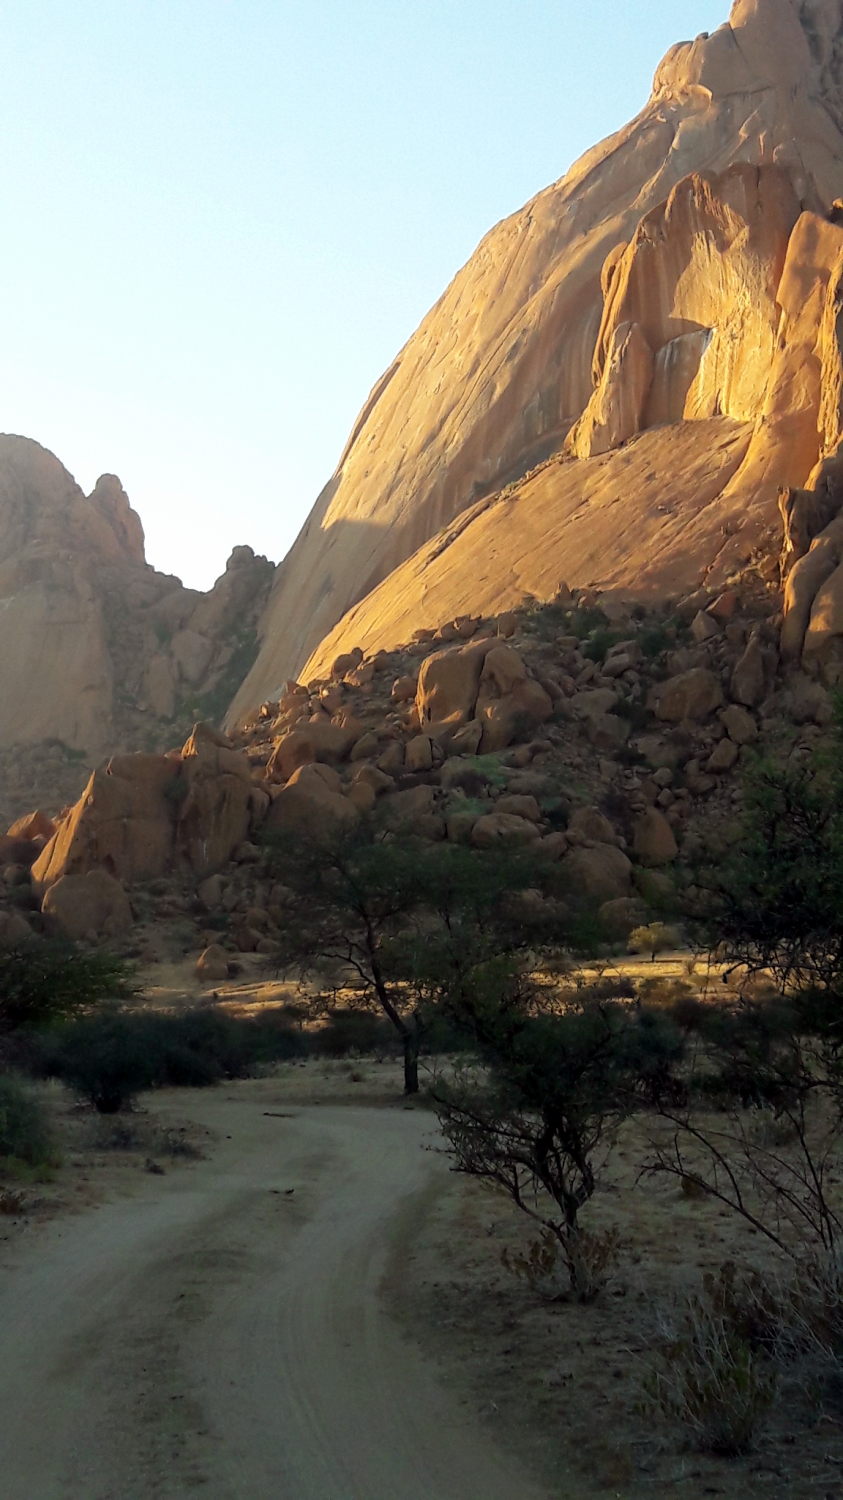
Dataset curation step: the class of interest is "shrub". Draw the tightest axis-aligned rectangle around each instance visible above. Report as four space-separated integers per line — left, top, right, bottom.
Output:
312 1009 395 1058
44 1006 309 1110
629 923 680 962
0 942 135 1036
0 1071 57 1168
645 1274 778 1454
503 1225 622 1303
47 1014 161 1112
582 627 622 663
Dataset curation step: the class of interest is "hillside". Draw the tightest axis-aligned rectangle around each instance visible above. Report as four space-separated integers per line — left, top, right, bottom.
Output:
229 0 843 722
0 435 273 824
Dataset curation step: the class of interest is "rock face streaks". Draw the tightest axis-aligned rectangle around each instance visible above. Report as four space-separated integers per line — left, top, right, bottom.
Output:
229 0 843 720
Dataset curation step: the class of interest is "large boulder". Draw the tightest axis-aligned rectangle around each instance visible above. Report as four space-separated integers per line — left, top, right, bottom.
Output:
195 944 232 982
475 646 553 752
264 763 358 838
415 639 496 733
632 808 679 866
178 727 253 877
598 896 649 942
730 632 768 708
6 810 56 843
0 911 36 948
267 723 359 781
470 813 542 849
560 843 632 902
567 807 618 845
41 869 132 941
32 754 182 890
649 668 723 722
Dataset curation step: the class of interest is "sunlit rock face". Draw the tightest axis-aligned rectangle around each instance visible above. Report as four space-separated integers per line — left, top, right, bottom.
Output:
229 0 843 719
0 435 274 822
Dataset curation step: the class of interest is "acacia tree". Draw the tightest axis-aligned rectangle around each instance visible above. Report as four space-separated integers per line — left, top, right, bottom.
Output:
697 710 843 991
434 1001 682 1299
266 822 567 1095
0 941 135 1038
649 704 843 1259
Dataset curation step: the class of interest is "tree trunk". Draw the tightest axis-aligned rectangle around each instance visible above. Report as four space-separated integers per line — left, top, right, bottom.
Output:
402 1027 420 1095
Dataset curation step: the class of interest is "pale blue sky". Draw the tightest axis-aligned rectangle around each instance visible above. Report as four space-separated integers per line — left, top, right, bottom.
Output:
0 1 727 589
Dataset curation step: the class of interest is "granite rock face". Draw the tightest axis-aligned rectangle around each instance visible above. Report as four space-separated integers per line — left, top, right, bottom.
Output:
229 0 843 720
0 435 273 822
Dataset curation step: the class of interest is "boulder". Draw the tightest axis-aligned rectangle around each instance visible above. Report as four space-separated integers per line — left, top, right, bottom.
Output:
706 738 740 773
470 813 542 849
178 729 253 876
720 704 758 744
404 735 435 773
473 646 553 752
391 675 418 703
632 808 678 866
6 810 56 843
416 638 496 732
380 784 440 835
197 874 225 911
267 723 358 781
649 668 723 722
0 836 42 869
0 911 35 948
598 896 649 942
32 754 182 891
690 610 720 643
330 647 364 681
42 869 132 941
195 944 231 983
567 807 617 845
265 763 358 837
560 844 632 902
730 633 767 708
495 794 542 823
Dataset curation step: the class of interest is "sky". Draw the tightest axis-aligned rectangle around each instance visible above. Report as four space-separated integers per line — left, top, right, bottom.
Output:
0 0 728 590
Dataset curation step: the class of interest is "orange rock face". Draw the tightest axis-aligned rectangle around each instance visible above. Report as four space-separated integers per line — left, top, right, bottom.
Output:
229 0 843 721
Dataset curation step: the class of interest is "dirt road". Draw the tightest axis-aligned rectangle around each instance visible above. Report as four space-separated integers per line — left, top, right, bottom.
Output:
0 1095 553 1500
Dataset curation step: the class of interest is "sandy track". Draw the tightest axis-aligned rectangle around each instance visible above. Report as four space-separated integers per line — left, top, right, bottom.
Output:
0 1097 552 1500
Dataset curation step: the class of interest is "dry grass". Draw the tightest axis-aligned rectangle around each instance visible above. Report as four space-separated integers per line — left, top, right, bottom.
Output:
391 1108 843 1498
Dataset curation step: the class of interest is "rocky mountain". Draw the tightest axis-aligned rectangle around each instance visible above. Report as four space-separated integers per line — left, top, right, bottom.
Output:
0 435 274 825
228 0 843 723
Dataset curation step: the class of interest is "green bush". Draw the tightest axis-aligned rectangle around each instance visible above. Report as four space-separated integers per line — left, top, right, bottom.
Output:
47 1014 161 1112
0 942 135 1036
0 1072 57 1168
44 1006 309 1110
582 627 622 663
312 1009 395 1058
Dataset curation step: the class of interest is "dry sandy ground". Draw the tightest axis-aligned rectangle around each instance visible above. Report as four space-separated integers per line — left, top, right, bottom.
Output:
0 1071 558 1500
4 1059 841 1499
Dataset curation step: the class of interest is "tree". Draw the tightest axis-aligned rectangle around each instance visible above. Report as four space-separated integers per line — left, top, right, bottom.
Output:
696 709 843 991
0 941 136 1038
644 994 843 1260
435 1000 683 1298
266 822 572 1095
630 922 677 963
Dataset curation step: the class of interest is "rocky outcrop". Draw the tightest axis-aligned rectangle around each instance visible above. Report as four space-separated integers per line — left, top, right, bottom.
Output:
229 0 843 719
31 724 258 892
0 436 274 824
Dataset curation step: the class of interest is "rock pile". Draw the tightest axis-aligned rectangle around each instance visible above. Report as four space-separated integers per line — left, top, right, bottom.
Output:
0 567 832 963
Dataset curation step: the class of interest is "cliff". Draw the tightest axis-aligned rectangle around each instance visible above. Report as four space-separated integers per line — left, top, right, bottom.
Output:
228 0 843 720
